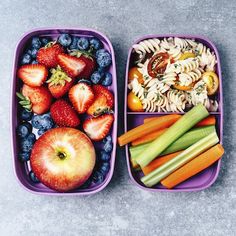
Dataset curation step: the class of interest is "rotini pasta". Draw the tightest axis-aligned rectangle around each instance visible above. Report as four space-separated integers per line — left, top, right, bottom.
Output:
129 37 219 112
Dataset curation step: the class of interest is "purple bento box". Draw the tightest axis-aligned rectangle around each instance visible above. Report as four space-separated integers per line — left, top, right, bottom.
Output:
11 28 118 196
124 34 223 192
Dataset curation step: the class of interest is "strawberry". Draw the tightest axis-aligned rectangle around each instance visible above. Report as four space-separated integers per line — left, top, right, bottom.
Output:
17 84 52 114
87 85 114 116
79 55 96 78
17 64 48 87
69 50 96 78
37 43 64 68
69 83 94 114
50 99 80 127
57 53 86 78
47 66 75 98
83 114 114 141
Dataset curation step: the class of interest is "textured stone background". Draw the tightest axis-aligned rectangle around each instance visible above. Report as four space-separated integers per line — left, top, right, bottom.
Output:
0 0 235 235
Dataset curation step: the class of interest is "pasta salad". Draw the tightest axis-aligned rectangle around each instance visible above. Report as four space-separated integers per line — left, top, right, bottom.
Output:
127 37 219 112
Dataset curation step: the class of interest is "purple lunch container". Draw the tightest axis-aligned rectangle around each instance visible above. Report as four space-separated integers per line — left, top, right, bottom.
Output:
11 28 118 196
124 34 223 192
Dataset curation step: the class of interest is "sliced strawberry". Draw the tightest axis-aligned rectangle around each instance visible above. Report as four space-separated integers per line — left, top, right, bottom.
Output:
83 114 114 141
69 83 94 114
18 84 52 114
47 66 75 98
17 64 48 87
57 53 86 78
37 43 64 68
50 99 80 127
87 85 114 116
69 50 96 78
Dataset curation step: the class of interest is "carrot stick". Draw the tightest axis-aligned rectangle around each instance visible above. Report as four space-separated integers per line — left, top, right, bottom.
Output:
195 116 216 127
131 128 167 146
161 144 224 189
131 116 215 146
118 114 181 146
144 115 216 127
142 151 182 175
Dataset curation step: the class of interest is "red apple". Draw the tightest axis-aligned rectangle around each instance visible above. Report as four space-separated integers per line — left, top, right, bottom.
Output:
30 127 96 192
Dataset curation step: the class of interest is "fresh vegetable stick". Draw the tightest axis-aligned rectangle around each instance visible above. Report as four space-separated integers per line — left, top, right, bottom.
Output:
118 114 181 146
161 144 224 189
141 131 219 187
195 116 216 127
131 128 167 146
144 115 216 127
130 126 215 168
142 151 182 175
131 120 215 147
135 105 209 168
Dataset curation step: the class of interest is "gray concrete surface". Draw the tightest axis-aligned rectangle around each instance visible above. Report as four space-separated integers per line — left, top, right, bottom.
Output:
0 0 235 235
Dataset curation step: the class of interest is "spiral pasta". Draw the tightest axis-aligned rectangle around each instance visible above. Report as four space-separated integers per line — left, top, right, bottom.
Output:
178 68 202 86
129 37 219 112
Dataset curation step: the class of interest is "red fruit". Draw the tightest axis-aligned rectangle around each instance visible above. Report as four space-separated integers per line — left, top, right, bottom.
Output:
57 53 86 78
37 43 64 68
47 67 75 98
87 85 114 116
83 114 114 141
30 127 96 192
69 83 94 114
20 84 52 114
79 55 96 78
17 64 48 87
50 99 80 127
69 51 96 78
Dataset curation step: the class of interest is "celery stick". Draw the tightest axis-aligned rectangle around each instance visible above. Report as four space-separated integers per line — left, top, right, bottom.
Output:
135 104 209 167
130 126 215 160
161 126 215 155
141 132 219 187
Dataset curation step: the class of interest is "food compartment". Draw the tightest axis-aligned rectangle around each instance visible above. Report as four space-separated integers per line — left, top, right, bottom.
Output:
125 113 222 191
126 35 222 114
11 28 117 195
124 34 223 192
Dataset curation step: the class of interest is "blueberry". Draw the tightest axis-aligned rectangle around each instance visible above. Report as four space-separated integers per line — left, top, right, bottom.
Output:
103 141 113 153
69 36 79 50
30 48 38 59
78 79 92 85
97 67 105 76
41 37 50 46
100 151 110 162
27 133 36 143
31 37 41 49
89 37 102 50
95 49 106 58
20 109 33 121
92 171 104 184
20 137 34 152
80 178 92 189
104 135 112 142
31 60 38 64
31 115 42 129
96 50 112 68
16 122 32 138
102 72 112 86
38 129 46 136
40 114 54 130
21 53 31 65
77 37 89 50
90 71 103 84
100 162 110 175
18 152 30 162
58 33 72 47
29 171 40 183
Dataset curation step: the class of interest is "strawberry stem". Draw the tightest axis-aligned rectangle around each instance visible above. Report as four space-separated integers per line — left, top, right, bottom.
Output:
16 92 32 111
47 66 72 87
